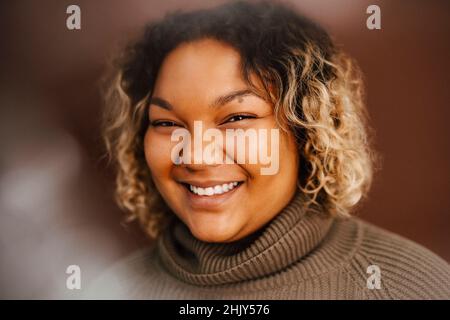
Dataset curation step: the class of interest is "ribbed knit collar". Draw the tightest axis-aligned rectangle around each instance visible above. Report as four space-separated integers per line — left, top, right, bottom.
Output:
157 191 334 286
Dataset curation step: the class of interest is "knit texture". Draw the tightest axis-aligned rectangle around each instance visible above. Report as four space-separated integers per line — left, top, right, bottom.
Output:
86 191 450 299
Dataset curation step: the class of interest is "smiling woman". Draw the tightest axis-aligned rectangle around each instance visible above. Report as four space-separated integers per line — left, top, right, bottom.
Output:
89 0 450 299
144 39 295 243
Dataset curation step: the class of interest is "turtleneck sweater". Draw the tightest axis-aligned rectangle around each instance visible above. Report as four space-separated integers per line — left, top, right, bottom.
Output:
86 191 450 299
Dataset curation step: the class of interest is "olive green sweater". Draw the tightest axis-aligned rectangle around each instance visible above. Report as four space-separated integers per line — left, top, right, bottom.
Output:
86 192 450 299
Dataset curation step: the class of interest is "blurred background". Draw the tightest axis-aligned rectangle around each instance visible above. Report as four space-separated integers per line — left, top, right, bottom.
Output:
0 0 449 299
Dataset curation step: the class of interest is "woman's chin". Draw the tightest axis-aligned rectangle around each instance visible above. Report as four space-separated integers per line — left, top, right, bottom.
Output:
187 219 243 243
180 207 242 243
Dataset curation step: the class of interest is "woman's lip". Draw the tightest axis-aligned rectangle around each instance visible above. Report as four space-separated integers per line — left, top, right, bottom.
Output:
178 180 243 188
180 181 243 210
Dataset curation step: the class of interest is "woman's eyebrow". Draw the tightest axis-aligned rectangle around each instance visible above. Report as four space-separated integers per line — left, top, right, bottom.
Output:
149 89 259 110
210 89 255 108
149 97 173 110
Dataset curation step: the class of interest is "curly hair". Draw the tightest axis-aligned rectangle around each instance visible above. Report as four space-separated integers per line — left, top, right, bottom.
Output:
102 0 376 239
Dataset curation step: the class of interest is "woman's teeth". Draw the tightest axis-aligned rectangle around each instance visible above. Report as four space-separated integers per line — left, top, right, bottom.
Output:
189 182 239 196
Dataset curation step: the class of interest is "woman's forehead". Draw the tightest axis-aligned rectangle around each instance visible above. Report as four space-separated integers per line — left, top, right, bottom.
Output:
153 39 245 92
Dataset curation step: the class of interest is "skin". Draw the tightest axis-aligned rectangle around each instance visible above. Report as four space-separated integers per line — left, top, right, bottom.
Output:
144 38 299 243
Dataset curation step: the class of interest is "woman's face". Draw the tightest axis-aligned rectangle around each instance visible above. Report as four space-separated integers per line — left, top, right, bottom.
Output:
144 38 299 243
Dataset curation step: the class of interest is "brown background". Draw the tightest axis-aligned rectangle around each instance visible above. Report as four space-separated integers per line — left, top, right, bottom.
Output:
0 0 449 298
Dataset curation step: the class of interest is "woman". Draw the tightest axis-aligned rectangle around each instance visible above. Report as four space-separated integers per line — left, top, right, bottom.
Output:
89 1 450 299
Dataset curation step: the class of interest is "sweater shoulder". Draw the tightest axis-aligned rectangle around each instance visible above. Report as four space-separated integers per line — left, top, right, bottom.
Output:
83 245 162 299
350 218 450 299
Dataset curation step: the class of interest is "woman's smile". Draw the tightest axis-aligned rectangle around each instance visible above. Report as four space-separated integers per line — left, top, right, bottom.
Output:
178 179 245 210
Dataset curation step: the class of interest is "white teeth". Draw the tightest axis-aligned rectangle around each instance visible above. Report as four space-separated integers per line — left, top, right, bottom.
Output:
188 182 241 196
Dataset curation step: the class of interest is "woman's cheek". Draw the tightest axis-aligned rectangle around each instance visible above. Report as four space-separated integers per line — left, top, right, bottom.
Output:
144 131 174 176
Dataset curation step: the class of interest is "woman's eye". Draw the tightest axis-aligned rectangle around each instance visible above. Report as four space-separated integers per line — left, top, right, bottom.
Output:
151 120 178 127
224 114 256 123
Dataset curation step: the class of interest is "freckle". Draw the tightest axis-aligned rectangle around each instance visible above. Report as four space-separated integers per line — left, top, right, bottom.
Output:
238 97 243 103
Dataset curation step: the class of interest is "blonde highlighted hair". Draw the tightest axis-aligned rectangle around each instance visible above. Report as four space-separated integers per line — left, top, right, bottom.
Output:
102 0 376 239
